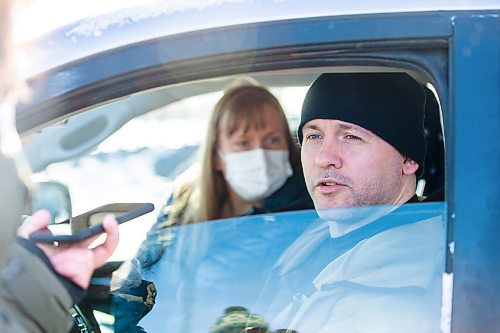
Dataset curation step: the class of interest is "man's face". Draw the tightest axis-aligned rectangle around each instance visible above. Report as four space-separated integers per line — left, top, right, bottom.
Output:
301 119 415 211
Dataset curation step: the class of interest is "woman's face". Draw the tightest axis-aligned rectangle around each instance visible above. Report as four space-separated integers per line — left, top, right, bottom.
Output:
218 104 288 152
215 104 289 170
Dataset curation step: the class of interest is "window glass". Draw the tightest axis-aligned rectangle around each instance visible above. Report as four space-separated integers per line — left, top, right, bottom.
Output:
113 202 447 333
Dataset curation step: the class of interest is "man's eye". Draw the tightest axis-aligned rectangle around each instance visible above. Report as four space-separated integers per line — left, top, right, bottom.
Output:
305 133 321 140
345 134 362 141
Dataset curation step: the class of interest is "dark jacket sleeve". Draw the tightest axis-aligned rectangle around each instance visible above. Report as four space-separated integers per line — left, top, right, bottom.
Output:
1 240 75 333
0 154 75 332
17 237 86 304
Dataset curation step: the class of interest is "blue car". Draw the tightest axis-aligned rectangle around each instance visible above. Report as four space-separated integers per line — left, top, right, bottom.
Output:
16 1 499 332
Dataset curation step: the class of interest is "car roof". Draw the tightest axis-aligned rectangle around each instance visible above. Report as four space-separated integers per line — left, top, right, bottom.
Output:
22 0 498 76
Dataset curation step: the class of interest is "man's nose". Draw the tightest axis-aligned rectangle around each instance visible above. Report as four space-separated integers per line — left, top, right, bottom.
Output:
315 139 342 169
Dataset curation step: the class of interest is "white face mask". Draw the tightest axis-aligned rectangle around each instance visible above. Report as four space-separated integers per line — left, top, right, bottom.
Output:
221 148 293 201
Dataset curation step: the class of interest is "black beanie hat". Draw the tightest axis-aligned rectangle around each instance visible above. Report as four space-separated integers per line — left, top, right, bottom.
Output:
298 72 427 176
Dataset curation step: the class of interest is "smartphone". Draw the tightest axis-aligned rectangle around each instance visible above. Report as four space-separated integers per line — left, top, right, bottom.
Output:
29 202 154 244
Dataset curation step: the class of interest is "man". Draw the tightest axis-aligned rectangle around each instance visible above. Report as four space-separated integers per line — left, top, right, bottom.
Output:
1 1 119 332
266 73 445 333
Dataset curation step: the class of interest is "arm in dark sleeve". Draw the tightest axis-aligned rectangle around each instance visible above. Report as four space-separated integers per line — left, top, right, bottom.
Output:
17 237 86 304
1 240 75 333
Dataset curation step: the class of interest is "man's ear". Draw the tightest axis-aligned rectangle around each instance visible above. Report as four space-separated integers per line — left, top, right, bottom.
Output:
402 157 419 175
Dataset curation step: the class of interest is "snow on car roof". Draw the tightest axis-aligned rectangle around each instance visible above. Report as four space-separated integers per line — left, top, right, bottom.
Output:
18 0 498 77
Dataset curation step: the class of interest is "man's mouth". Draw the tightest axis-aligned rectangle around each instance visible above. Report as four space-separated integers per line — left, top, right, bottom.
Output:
316 179 347 187
315 178 348 194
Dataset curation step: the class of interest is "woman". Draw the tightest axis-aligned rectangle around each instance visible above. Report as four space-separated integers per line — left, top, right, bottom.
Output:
156 83 312 227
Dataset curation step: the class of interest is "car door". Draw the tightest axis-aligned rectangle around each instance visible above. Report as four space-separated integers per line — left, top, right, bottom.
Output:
16 6 500 333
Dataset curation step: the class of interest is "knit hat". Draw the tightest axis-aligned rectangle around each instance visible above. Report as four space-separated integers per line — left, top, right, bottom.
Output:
298 72 427 176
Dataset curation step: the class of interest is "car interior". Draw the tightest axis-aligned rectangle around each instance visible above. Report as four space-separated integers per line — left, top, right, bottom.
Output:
23 67 446 332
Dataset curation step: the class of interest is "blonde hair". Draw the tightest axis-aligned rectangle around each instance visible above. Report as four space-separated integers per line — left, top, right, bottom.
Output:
166 84 300 225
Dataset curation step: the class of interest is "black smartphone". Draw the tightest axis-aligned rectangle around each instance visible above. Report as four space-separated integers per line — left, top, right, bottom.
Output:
29 203 154 244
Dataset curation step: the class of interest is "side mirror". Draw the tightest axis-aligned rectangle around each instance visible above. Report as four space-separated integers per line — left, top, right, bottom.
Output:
31 181 72 224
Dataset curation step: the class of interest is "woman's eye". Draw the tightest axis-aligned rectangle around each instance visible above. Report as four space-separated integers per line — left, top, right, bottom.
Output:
235 140 248 148
268 136 282 144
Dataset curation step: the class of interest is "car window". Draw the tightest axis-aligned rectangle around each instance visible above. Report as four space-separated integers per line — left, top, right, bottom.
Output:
31 84 308 260
26 71 447 333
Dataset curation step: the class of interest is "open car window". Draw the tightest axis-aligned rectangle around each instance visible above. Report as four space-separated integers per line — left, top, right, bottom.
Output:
26 74 449 333
29 81 310 260
24 70 448 333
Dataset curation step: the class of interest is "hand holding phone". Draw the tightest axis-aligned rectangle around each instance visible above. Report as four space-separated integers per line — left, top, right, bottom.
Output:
29 203 154 244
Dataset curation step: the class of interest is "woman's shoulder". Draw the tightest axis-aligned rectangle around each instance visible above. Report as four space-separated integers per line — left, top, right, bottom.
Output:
157 177 199 225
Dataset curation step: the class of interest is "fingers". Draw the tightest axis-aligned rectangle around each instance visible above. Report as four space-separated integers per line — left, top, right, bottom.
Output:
77 229 106 248
17 209 51 238
74 214 119 248
91 214 119 268
20 212 120 289
48 215 119 288
49 248 94 289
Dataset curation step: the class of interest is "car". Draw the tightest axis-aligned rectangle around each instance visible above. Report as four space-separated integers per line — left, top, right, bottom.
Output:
16 1 500 332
